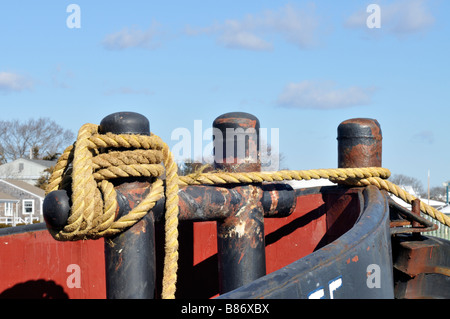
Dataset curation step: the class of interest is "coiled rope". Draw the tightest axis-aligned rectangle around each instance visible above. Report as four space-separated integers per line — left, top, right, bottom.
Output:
46 123 450 299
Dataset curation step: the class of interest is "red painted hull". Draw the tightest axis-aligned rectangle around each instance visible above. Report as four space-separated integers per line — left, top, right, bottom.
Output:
0 187 363 298
0 228 106 298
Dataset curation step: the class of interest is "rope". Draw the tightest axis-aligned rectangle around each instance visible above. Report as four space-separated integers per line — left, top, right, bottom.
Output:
46 124 178 299
46 123 450 299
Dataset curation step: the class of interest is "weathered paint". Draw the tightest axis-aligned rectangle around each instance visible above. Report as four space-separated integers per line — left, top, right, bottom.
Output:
216 186 266 294
4 183 448 299
393 234 450 298
212 111 260 172
153 185 369 298
337 118 382 168
99 112 157 300
217 186 395 299
213 112 266 294
8 111 449 299
0 224 105 299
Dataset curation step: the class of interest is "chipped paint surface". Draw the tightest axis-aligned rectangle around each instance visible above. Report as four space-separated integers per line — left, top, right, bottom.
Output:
230 221 246 238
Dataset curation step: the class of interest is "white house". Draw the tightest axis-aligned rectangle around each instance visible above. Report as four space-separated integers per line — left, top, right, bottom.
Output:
0 158 56 186
0 179 45 226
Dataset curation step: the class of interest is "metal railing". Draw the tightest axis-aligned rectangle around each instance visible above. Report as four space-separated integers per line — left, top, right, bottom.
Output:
421 213 450 240
0 216 39 226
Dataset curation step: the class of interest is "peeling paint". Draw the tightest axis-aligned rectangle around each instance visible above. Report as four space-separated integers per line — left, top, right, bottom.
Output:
231 221 246 238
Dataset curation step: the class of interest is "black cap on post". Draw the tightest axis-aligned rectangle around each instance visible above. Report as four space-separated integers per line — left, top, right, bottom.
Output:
99 111 150 135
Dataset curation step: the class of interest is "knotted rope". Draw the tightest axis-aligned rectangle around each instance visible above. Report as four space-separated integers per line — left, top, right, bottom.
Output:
46 123 179 299
46 123 450 299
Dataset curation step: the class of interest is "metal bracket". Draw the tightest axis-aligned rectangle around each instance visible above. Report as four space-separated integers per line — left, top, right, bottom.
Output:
389 198 438 234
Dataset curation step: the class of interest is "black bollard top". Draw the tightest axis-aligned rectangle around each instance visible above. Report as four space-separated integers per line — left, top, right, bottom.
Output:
213 112 260 131
43 190 71 230
337 118 382 140
99 111 150 135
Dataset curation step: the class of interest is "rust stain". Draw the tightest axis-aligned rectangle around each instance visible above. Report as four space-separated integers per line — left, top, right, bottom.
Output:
115 252 123 271
238 251 245 264
130 218 147 235
341 144 381 168
215 117 257 129
352 255 359 263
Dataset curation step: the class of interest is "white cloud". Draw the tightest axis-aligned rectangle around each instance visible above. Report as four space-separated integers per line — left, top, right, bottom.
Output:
0 72 33 93
277 80 375 110
411 130 434 144
387 0 435 34
102 22 162 50
185 4 320 50
219 29 273 51
345 0 435 35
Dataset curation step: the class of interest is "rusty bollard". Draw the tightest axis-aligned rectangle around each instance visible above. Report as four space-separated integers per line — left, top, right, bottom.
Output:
44 112 157 299
337 118 382 168
213 112 266 294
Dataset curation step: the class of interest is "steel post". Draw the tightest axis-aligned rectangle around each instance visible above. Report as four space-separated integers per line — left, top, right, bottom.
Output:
213 112 266 294
99 112 156 299
337 118 382 168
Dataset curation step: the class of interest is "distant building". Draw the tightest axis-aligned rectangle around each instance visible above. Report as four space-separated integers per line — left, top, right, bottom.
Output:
0 179 45 226
0 158 56 186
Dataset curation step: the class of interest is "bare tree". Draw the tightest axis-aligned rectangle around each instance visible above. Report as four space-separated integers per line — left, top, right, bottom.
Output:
260 140 287 171
0 118 74 163
35 166 55 190
389 174 425 197
177 157 213 176
430 186 446 201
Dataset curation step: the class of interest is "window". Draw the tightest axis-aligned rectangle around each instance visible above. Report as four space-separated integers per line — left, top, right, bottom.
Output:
4 203 13 217
23 200 34 214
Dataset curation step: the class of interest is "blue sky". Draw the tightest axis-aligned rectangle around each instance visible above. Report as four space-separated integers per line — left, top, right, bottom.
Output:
0 1 449 189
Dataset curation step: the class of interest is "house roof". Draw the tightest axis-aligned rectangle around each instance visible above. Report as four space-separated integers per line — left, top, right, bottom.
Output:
0 191 18 201
27 159 57 168
1 179 45 198
0 158 56 169
6 158 57 168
